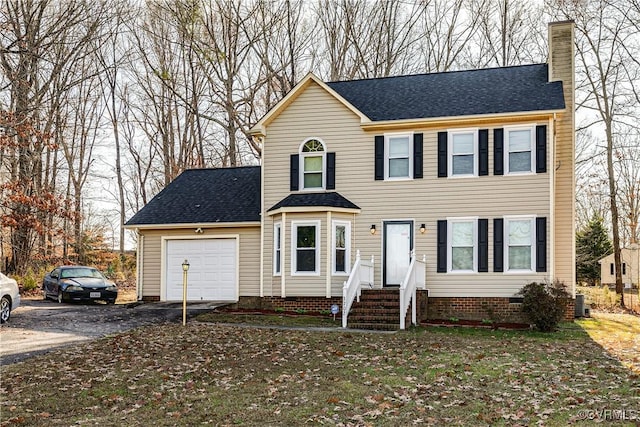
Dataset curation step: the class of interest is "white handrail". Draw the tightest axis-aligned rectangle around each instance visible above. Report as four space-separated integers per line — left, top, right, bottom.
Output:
399 252 426 330
342 250 374 328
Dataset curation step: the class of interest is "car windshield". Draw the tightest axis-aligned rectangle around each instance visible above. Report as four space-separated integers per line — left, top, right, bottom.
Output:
60 268 103 279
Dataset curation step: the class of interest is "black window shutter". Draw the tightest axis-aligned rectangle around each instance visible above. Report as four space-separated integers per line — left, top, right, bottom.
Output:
290 154 299 191
494 128 504 176
437 132 447 177
610 263 614 275
413 133 423 179
536 217 547 272
375 135 384 180
326 152 336 190
437 220 447 273
478 219 488 272
494 218 504 272
536 125 547 173
479 129 489 176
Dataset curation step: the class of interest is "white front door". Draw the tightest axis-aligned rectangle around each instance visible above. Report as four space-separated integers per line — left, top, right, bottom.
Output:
384 221 413 286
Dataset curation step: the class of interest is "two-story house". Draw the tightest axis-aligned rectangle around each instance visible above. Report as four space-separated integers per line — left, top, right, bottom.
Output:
125 21 576 327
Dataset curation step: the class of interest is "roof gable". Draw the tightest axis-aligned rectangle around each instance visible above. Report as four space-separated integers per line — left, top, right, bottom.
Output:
326 64 565 121
125 166 261 226
249 73 369 136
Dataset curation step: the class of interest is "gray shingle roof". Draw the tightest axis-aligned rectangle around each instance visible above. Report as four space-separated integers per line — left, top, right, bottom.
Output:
125 166 260 226
326 64 565 121
268 192 360 212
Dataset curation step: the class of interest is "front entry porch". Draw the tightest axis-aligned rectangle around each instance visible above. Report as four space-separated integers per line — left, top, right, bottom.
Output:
342 250 427 330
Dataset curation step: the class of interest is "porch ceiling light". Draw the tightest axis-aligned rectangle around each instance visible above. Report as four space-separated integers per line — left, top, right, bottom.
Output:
370 225 376 235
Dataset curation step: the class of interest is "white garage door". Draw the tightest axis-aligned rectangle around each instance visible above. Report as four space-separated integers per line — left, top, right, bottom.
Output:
165 239 237 301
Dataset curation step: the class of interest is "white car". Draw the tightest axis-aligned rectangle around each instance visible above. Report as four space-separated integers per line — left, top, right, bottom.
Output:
0 272 21 323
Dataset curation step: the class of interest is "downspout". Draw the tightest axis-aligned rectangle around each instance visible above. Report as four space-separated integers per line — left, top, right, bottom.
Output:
326 211 332 298
257 135 265 298
550 114 556 285
136 229 144 301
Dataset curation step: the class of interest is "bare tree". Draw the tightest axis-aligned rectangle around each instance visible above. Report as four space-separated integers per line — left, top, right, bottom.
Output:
470 0 547 68
615 131 640 245
550 0 639 307
0 0 110 272
417 0 481 72
128 0 209 186
195 0 267 164
95 0 134 255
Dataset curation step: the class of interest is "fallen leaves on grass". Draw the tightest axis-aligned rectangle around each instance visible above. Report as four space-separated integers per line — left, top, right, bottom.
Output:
577 311 640 374
0 320 638 426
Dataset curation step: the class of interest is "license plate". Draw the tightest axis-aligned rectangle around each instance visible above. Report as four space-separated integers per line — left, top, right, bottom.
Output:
90 292 101 298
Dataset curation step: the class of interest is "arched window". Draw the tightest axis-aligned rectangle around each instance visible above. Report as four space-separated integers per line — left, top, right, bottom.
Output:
300 138 326 190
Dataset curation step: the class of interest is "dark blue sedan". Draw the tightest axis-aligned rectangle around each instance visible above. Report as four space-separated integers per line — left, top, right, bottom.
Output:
43 266 118 304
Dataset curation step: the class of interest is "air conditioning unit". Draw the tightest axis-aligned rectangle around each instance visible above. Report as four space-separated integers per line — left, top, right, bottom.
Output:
575 294 585 318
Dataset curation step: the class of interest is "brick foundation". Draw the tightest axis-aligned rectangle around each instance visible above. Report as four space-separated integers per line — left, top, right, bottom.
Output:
232 296 343 313
563 298 575 322
426 297 529 323
147 293 575 323
426 297 576 324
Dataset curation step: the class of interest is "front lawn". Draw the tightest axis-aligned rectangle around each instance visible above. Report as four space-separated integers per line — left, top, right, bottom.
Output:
1 316 639 426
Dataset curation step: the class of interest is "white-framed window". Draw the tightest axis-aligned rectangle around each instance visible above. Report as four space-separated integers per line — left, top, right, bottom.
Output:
448 218 477 272
505 126 535 174
300 138 326 190
505 216 535 272
291 220 320 275
385 133 412 179
448 129 477 177
273 222 282 276
332 220 351 275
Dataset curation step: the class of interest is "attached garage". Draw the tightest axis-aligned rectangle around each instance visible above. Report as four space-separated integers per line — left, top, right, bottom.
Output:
124 166 262 302
164 238 238 301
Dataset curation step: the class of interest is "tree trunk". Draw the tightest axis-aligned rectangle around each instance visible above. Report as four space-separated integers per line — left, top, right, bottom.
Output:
606 123 625 307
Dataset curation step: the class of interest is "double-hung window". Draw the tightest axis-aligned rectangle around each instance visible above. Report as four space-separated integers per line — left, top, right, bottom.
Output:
292 221 320 275
448 218 477 272
448 130 477 177
273 223 282 275
505 216 535 271
506 126 535 174
300 139 325 190
332 220 351 275
385 134 412 179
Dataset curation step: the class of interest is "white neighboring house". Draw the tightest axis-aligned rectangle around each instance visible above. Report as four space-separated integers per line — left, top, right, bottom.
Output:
599 246 640 288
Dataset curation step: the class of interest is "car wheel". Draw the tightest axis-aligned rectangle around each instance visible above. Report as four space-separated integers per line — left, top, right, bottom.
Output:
57 290 64 304
0 296 11 324
107 299 116 305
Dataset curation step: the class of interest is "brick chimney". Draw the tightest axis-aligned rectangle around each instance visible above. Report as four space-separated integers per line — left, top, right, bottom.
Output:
548 21 576 293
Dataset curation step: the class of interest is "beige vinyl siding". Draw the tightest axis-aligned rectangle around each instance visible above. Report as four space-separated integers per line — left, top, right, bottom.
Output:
550 21 576 293
139 227 260 299
265 212 356 297
263 81 553 298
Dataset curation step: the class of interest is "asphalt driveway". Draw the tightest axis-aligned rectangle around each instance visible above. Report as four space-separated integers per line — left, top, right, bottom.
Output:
0 298 220 365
